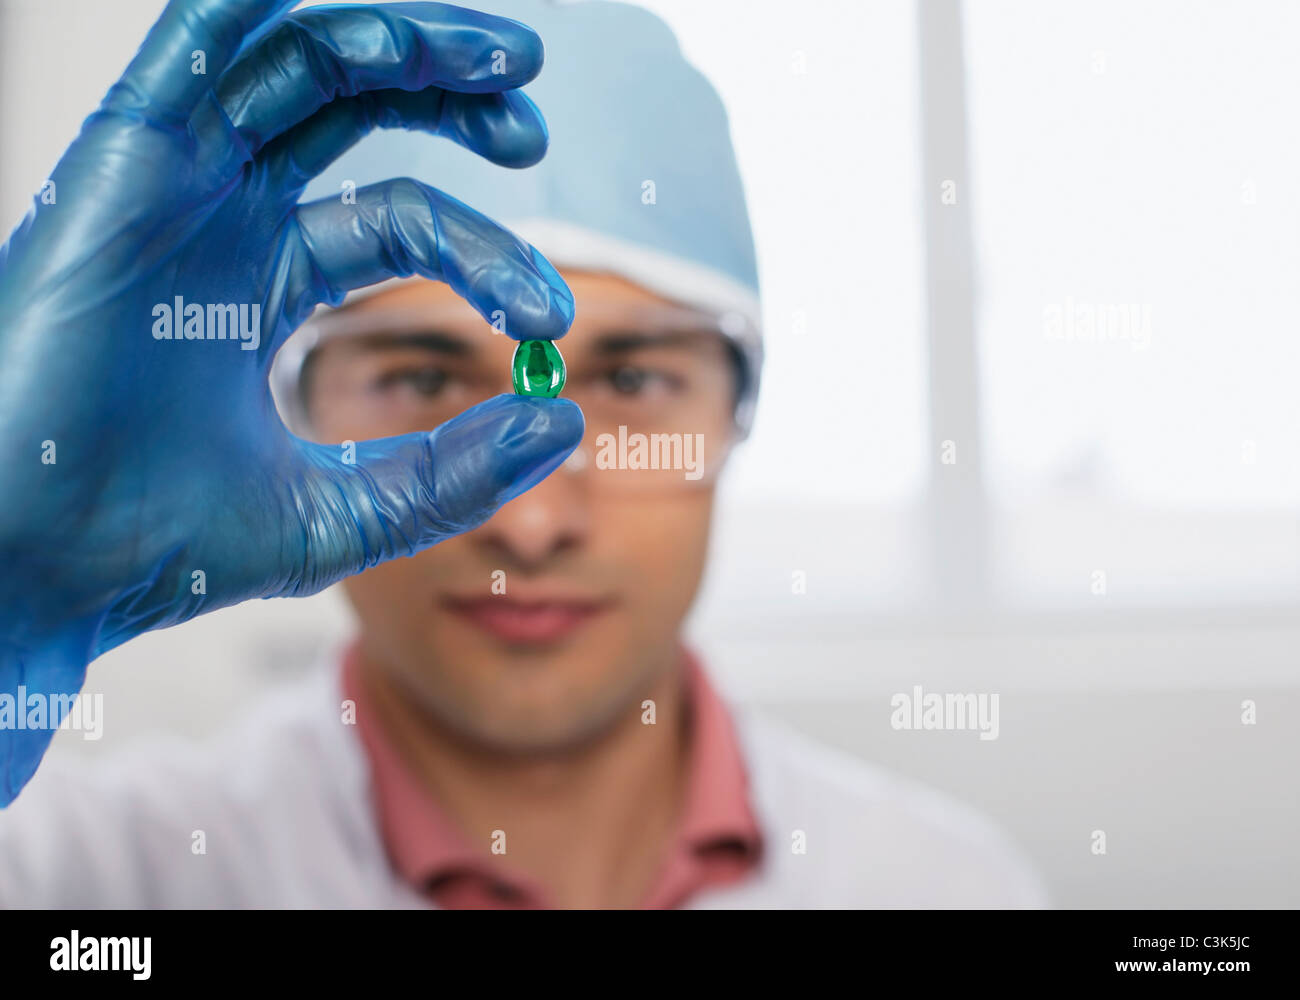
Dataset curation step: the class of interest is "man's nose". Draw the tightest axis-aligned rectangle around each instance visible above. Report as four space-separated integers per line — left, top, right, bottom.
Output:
471 452 589 568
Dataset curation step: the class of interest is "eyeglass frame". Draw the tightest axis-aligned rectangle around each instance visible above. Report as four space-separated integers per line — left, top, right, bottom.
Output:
269 295 764 442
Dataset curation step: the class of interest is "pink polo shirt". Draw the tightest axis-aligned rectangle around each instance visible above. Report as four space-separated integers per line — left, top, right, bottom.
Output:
342 644 764 909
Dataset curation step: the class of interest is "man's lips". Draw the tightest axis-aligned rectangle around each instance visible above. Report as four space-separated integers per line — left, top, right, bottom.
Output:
440 595 614 644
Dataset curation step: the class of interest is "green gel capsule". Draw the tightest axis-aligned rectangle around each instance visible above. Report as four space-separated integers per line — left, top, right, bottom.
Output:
511 338 566 398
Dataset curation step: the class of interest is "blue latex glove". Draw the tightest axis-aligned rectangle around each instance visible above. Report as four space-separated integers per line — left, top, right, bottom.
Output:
0 0 585 805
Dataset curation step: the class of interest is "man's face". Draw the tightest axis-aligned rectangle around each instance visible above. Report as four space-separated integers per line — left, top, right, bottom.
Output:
303 271 736 752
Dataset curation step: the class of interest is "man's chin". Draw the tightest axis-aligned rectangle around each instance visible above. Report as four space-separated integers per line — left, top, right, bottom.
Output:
404 636 667 756
423 685 640 758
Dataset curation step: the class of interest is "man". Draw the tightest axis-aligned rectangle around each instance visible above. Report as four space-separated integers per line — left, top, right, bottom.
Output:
0 0 1046 908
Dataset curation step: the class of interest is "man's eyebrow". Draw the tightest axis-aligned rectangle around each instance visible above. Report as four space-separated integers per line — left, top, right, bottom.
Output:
592 330 711 354
337 331 475 356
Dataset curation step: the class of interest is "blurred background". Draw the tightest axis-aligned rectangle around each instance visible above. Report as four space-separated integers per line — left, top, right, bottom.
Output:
1 0 1296 907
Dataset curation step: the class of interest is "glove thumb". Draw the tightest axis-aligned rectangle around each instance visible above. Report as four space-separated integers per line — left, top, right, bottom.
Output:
289 394 584 593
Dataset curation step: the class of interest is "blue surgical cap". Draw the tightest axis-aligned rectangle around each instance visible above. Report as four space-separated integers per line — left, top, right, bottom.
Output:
292 0 764 432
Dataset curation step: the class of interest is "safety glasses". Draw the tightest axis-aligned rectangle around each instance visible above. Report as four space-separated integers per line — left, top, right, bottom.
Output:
271 298 748 494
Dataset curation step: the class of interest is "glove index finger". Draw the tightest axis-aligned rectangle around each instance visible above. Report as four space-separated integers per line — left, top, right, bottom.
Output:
291 178 575 349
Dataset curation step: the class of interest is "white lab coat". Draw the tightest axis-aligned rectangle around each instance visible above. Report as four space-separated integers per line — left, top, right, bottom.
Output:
0 657 1049 908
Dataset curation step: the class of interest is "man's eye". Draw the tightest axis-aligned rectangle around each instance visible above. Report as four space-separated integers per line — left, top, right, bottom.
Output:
375 368 448 396
606 366 677 396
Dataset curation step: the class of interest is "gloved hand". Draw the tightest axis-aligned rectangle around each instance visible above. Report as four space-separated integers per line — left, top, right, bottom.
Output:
0 0 585 805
